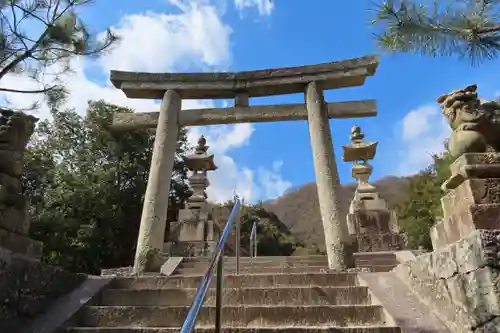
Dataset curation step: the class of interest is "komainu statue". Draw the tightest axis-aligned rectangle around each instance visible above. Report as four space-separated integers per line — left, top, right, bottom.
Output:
437 84 500 157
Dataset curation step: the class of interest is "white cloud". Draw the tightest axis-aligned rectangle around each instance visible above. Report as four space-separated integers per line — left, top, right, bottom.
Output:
1 1 233 117
396 104 451 175
234 0 274 16
186 121 257 202
0 57 161 118
0 0 288 203
186 124 291 203
257 160 292 200
99 4 232 73
397 88 500 175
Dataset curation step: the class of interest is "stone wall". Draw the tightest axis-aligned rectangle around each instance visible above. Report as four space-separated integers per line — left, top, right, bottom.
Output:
0 248 86 332
391 89 500 333
395 229 500 333
0 110 88 331
0 110 44 259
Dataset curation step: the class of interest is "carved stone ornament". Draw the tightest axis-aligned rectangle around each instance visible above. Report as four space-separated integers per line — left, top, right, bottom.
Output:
437 84 500 158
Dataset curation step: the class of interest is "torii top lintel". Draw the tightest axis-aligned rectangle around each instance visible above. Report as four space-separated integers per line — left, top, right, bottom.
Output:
110 55 379 100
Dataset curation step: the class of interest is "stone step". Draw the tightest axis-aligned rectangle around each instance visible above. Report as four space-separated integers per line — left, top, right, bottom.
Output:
354 259 398 266
63 326 402 333
173 265 329 275
353 253 397 261
182 255 328 264
178 260 328 269
109 273 359 289
354 263 397 271
354 265 397 273
355 261 398 267
100 286 371 306
369 266 396 273
77 305 387 327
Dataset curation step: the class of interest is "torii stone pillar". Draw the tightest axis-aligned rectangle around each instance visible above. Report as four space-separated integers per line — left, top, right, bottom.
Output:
109 54 379 274
306 82 349 270
133 90 181 274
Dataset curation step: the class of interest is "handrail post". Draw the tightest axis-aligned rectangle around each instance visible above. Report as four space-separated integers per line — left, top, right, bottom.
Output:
179 197 241 333
234 194 241 275
235 213 240 274
249 230 254 258
250 221 257 258
215 255 224 333
253 223 258 257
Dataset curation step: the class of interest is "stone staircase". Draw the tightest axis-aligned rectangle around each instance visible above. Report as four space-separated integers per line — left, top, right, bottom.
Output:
60 256 402 333
172 255 331 275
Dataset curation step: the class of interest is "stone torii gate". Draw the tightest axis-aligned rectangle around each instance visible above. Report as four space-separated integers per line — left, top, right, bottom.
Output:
110 55 379 274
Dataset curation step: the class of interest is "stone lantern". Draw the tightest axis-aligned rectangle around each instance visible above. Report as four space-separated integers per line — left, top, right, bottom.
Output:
342 125 403 253
342 125 378 196
183 135 218 209
164 135 217 257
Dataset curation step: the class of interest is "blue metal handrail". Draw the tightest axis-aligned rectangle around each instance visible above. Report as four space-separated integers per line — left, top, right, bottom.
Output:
179 197 242 333
250 221 257 257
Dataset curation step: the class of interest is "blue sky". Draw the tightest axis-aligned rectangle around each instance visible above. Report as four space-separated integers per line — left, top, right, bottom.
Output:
4 0 500 202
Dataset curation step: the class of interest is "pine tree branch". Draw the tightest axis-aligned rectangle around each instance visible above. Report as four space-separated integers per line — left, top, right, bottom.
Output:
0 1 72 82
0 29 50 81
477 24 500 34
371 0 500 64
47 0 61 22
0 0 117 107
12 3 52 28
41 39 116 58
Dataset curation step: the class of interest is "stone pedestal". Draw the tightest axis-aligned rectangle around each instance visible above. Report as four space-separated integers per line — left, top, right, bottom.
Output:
396 229 500 333
343 125 403 253
164 204 216 257
347 191 403 252
397 153 500 333
0 111 42 260
430 153 500 250
394 86 500 333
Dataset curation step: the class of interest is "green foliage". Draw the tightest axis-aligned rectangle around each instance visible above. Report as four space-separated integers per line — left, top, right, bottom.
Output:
23 101 189 274
395 151 454 250
0 0 118 109
214 200 306 256
371 0 500 65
